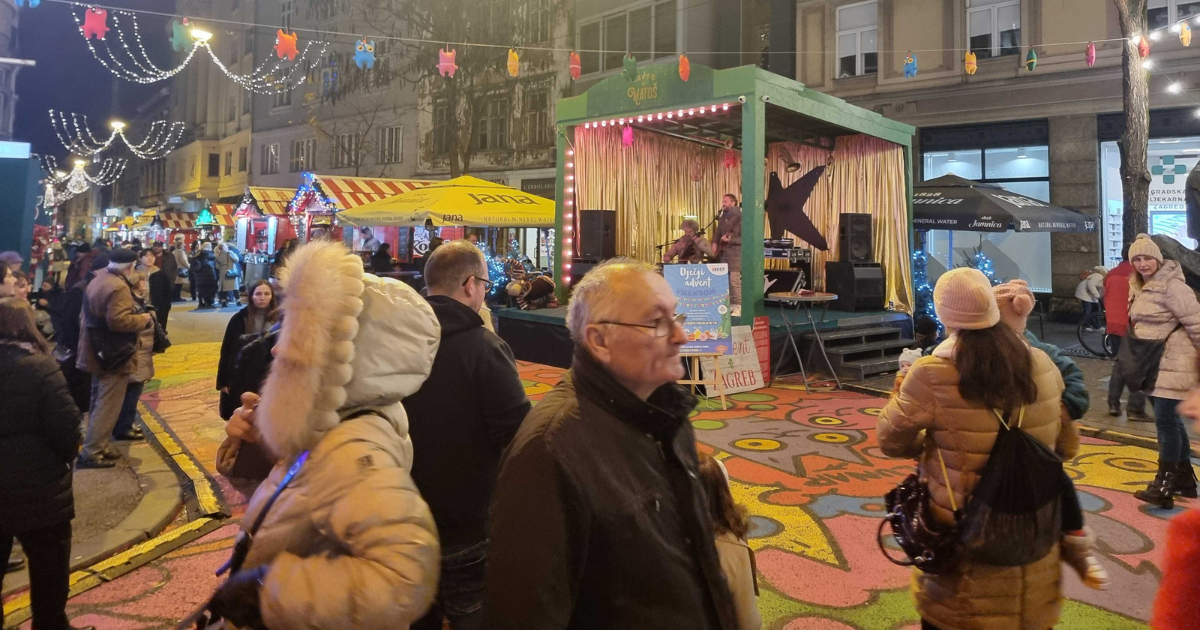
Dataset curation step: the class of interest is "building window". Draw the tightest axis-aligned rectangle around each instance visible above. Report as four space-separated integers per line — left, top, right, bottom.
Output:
208 153 220 178
968 0 1021 60
334 132 360 168
239 146 248 172
321 54 339 98
475 96 510 151
577 1 677 76
921 146 1051 292
433 100 452 155
224 151 233 176
836 1 878 78
525 0 551 44
379 126 403 163
1149 0 1200 29
525 90 550 147
273 82 293 109
261 143 280 175
290 138 317 172
227 96 237 122
281 0 294 31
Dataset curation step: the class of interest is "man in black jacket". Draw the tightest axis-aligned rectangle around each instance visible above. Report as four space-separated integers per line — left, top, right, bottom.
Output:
51 254 109 413
404 240 530 630
484 258 738 630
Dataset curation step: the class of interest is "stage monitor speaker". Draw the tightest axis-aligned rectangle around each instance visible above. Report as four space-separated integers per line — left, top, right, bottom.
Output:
570 258 599 286
579 210 617 260
825 262 885 311
838 213 873 263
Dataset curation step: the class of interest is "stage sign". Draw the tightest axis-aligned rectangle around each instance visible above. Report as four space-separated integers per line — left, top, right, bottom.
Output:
664 263 732 355
700 325 764 394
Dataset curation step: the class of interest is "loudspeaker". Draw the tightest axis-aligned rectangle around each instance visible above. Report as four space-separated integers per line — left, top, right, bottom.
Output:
579 210 616 260
838 213 873 263
570 258 599 286
825 262 885 311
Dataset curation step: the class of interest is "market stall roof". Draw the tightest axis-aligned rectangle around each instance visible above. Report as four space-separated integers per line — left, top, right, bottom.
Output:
241 187 293 217
198 204 236 226
339 175 556 227
292 174 436 213
914 174 1097 232
156 210 195 230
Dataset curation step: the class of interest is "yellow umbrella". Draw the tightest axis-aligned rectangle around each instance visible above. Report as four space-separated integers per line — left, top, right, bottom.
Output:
339 175 555 227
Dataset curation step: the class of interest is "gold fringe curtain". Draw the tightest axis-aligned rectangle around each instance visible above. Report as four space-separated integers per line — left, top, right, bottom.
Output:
766 136 912 313
574 125 741 262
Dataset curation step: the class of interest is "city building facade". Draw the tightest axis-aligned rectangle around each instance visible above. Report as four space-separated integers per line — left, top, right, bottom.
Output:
0 0 19 141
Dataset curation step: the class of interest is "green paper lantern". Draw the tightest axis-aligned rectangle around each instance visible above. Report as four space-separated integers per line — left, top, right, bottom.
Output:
1025 48 1037 71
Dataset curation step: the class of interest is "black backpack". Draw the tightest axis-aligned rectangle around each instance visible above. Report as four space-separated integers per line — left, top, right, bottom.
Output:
958 407 1063 567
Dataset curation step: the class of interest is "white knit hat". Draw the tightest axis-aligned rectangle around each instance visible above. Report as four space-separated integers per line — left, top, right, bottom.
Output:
1128 234 1163 264
934 268 999 330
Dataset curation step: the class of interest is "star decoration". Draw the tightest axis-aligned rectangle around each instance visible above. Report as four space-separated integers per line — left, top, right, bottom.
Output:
766 168 829 250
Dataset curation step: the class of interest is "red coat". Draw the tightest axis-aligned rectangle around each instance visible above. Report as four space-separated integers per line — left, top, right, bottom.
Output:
1104 261 1135 335
1152 508 1200 630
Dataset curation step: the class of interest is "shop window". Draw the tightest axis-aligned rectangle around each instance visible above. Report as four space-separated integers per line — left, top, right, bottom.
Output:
837 1 877 78
577 1 677 76
1149 0 1200 30
968 0 1020 60
1101 137 1200 267
261 143 280 175
379 126 403 164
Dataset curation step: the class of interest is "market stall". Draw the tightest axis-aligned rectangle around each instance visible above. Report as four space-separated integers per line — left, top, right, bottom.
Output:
196 203 236 242
287 173 433 250
235 187 295 284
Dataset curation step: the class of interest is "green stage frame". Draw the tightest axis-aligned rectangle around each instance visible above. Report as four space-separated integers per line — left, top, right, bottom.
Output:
552 63 916 323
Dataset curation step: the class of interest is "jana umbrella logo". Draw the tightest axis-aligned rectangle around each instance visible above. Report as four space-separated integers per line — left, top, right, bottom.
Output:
1153 156 1188 184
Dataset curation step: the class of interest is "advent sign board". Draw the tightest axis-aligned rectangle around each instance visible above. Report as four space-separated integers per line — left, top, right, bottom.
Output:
664 263 732 356
700 326 766 394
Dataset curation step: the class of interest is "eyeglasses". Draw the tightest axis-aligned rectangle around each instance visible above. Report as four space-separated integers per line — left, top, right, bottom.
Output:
597 313 687 338
462 275 495 291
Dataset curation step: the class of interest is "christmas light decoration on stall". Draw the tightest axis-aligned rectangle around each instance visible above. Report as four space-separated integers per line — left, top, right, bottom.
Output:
50 110 184 159
911 247 938 326
562 143 577 286
73 8 326 95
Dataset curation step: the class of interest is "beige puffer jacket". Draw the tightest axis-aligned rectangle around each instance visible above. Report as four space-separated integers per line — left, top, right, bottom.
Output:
240 241 442 630
1128 260 1200 400
877 336 1076 630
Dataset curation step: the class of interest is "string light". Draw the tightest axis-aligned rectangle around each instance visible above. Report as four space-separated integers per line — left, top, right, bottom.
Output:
50 109 185 159
42 155 127 202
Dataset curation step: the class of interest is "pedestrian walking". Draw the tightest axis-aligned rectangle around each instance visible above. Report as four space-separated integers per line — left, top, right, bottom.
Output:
403 241 531 630
199 241 441 630
0 298 94 630
1124 235 1200 508
1075 266 1106 325
191 243 219 309
216 280 277 420
877 268 1074 630
215 243 241 307
170 236 189 302
76 248 154 469
484 258 737 630
697 454 762 630
1104 244 1150 420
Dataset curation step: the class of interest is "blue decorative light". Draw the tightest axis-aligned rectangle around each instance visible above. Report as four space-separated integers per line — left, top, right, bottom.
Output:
477 240 509 300
912 248 937 324
288 172 338 214
963 246 1001 286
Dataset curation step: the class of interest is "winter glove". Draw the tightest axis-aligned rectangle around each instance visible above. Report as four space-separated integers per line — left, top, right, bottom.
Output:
208 566 267 630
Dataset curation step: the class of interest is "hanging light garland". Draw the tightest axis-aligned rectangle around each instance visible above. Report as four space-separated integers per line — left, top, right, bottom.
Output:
42 155 127 200
50 109 185 159
73 7 326 95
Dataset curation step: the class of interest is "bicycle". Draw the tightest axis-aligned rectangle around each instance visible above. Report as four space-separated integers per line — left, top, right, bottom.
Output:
1077 309 1117 358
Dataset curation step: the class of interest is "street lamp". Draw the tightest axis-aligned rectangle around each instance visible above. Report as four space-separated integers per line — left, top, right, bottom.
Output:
190 28 213 43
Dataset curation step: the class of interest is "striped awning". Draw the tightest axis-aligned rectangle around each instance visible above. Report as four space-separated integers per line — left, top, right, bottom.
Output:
202 204 236 226
309 176 435 211
157 211 195 230
245 187 293 217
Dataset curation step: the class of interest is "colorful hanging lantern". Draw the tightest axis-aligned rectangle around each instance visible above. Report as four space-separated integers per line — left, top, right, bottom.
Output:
569 50 581 80
679 53 691 81
1085 42 1096 66
1182 22 1193 47
903 53 918 78
275 29 298 60
169 18 191 52
1138 36 1151 58
438 47 458 77
507 48 519 77
623 53 637 81
1025 48 1037 71
964 51 977 75
622 125 633 147
723 139 737 170
355 39 376 69
82 7 109 40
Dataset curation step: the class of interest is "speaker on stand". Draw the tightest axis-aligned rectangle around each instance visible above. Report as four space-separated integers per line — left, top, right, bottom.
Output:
579 209 616 260
825 262 885 311
838 213 873 263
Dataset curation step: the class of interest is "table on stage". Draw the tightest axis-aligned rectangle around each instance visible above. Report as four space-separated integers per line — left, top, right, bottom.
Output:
765 292 842 391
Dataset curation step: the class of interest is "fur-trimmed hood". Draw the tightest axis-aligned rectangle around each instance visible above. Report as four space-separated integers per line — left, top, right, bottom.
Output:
257 240 440 462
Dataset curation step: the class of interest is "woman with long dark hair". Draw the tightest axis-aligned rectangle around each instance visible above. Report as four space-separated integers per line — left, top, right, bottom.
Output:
697 453 760 630
216 280 278 419
0 299 92 630
877 268 1071 630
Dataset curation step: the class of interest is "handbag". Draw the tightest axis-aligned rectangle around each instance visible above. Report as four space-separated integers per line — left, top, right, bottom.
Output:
1115 318 1182 393
87 323 138 372
179 450 310 630
152 318 172 354
225 268 239 279
878 446 964 575
178 268 189 278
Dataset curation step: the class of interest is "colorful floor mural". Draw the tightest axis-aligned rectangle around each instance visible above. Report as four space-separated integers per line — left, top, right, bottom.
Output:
7 339 1172 629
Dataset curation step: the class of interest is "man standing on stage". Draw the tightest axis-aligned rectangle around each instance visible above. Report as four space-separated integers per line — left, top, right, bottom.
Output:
661 218 712 264
715 193 743 316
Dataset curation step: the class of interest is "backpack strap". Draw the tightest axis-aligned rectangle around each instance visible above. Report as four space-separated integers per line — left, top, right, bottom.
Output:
934 447 957 513
992 405 1026 430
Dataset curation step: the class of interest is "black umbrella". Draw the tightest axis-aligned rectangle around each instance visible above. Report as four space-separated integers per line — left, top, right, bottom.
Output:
914 174 1097 233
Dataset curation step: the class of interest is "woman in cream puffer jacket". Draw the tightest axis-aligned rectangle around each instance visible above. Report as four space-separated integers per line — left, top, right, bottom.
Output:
878 268 1075 630
205 240 443 630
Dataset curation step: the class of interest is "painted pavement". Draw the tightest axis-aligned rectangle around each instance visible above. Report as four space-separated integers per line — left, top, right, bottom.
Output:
7 343 1171 629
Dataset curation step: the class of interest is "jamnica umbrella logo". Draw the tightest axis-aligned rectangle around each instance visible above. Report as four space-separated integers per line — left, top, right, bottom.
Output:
1152 156 1188 184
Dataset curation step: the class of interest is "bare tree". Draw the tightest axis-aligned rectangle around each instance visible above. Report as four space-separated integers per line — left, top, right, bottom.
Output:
307 90 417 177
1114 0 1151 250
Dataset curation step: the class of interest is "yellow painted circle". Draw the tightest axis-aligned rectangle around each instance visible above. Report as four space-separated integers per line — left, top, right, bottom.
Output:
734 438 784 451
860 407 883 416
1105 456 1158 473
812 432 851 443
811 416 846 426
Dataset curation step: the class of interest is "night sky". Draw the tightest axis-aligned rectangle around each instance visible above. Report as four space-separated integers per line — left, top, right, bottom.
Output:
13 0 170 160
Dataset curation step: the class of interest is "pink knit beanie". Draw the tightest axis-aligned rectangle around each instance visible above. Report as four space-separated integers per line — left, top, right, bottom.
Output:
934 268 1000 330
993 279 1035 330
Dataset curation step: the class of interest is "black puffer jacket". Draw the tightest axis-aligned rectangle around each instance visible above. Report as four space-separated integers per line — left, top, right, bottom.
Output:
0 343 82 532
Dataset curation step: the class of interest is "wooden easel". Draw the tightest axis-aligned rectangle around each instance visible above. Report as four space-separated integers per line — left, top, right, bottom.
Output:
679 354 728 410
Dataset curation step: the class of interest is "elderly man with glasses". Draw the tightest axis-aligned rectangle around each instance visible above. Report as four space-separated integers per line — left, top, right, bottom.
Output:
484 258 738 630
